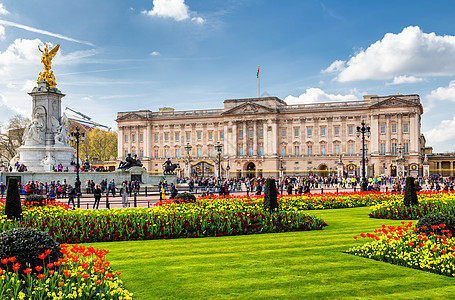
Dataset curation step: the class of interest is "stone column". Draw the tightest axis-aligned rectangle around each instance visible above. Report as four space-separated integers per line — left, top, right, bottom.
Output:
263 122 268 156
145 123 151 159
271 119 278 156
232 121 237 156
243 122 247 156
118 126 124 160
253 120 257 155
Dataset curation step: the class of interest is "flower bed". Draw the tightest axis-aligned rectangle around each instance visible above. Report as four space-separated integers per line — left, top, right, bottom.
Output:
348 222 455 277
369 191 455 219
0 200 327 243
0 243 132 299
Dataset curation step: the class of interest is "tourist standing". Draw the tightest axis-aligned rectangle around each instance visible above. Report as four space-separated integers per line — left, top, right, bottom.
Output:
47 185 56 201
120 183 129 208
67 184 75 209
0 182 5 199
93 184 102 209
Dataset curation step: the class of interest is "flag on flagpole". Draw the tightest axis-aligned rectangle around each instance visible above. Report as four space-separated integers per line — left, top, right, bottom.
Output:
257 65 260 78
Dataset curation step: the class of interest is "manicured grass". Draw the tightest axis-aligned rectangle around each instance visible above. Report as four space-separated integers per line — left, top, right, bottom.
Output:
90 208 454 299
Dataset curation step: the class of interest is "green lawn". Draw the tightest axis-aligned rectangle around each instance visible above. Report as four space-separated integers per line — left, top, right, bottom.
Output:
90 207 454 299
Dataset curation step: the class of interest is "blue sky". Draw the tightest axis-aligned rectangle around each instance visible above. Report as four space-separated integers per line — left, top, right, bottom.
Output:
1 0 455 152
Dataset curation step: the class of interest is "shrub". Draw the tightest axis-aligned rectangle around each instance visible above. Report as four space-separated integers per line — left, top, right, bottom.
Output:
4 177 22 220
403 177 418 207
0 228 62 274
263 178 278 211
24 194 46 207
174 192 196 203
416 213 455 236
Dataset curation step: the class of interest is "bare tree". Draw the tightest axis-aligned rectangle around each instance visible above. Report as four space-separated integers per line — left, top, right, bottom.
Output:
0 115 30 163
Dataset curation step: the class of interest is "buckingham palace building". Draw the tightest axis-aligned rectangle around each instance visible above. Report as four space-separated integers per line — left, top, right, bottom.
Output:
116 94 424 178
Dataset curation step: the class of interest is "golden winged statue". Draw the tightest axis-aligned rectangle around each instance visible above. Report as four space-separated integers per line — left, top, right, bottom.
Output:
37 44 60 88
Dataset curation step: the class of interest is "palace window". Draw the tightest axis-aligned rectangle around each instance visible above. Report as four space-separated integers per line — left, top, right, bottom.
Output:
334 126 339 136
175 132 180 141
320 127 326 137
175 149 180 157
132 134 136 142
391 143 397 153
140 150 144 158
186 132 190 141
140 134 143 142
403 123 409 133
154 134 158 142
307 145 313 155
334 144 340 155
281 146 286 156
259 146 264 155
239 129 243 139
404 142 409 153
282 129 286 137
164 133 169 141
320 145 326 155
238 147 244 156
154 150 158 158
391 123 397 133
208 148 213 157
348 144 354 154
259 129 264 139
294 145 300 156
220 131 224 140
249 129 253 139
249 147 253 156
380 124 385 134
380 143 386 154
307 127 312 137
294 128 299 137
124 150 128 158
208 131 213 140
348 126 354 135
197 148 201 157
164 149 169 157
125 135 128 143
197 132 201 140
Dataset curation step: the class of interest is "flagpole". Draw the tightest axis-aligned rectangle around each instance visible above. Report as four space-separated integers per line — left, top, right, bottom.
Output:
257 65 260 98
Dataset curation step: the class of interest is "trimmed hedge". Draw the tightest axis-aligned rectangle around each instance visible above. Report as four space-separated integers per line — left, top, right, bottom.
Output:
4 178 22 220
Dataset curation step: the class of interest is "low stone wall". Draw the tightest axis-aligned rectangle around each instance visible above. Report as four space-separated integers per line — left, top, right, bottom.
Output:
0 168 176 186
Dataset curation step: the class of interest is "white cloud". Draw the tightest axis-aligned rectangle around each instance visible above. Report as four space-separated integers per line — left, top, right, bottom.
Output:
427 80 455 102
424 117 455 145
284 88 358 105
0 19 94 46
0 3 9 15
142 0 205 23
326 26 455 82
191 17 205 24
150 51 160 56
322 60 345 73
386 75 424 85
0 25 5 40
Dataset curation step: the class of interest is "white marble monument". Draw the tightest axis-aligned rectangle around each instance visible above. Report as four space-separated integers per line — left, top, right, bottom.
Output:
11 44 75 172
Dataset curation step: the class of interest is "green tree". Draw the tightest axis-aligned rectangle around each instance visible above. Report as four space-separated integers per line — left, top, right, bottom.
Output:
4 177 22 220
68 123 117 162
263 178 278 211
404 176 418 207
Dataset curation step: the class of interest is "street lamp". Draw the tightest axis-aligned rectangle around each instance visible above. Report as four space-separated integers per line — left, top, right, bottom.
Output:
356 120 370 191
214 141 223 180
226 157 230 179
69 127 85 208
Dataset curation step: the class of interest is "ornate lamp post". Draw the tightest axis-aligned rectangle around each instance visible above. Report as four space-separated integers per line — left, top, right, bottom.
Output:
184 142 192 178
214 141 223 180
69 127 85 208
226 157 230 179
356 120 370 191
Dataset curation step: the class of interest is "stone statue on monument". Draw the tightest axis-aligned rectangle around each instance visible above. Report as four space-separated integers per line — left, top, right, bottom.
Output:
37 44 60 88
23 113 45 145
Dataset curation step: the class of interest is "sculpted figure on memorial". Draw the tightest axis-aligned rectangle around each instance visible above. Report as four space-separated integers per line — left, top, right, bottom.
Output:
54 115 69 146
42 153 56 167
23 113 45 145
37 44 60 88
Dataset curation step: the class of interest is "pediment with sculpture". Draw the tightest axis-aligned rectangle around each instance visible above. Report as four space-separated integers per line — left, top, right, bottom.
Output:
222 102 276 115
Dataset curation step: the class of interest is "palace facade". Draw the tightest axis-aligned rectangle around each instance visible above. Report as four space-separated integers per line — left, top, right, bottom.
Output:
116 94 424 178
